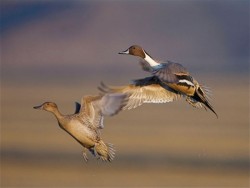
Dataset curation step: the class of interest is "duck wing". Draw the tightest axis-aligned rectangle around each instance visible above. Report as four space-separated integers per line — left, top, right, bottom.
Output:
99 93 128 116
80 94 127 129
153 61 190 82
74 102 81 114
99 76 181 110
152 61 196 96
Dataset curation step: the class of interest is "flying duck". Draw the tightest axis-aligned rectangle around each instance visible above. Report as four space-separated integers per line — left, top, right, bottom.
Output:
34 93 128 162
116 45 218 117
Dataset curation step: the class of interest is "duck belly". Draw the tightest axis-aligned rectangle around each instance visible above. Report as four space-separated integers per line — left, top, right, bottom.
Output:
63 121 97 148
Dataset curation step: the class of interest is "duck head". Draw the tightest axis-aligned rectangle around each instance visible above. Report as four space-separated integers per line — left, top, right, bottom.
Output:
119 45 146 59
33 102 58 113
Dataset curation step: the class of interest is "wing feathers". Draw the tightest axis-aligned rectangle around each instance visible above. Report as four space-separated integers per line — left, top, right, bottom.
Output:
80 93 127 129
99 82 180 110
100 93 128 116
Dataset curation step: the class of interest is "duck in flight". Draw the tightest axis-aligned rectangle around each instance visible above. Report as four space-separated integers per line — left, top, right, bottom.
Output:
107 45 217 117
34 93 128 162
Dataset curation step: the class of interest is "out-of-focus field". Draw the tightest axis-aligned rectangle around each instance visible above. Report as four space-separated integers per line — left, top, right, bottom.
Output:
1 75 249 187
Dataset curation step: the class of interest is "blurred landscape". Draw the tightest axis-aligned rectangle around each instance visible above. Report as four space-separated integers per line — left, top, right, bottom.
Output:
1 0 249 187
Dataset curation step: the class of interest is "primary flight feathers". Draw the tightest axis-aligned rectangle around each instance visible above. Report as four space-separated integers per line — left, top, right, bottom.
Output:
99 77 181 110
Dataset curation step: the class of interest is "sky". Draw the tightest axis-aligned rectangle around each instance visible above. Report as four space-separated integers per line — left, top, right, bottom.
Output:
1 0 249 85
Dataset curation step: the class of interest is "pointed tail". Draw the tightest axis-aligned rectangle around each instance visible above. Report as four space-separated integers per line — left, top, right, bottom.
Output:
95 140 115 162
191 82 218 118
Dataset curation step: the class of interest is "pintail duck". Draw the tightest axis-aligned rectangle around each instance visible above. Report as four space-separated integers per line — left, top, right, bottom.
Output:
116 45 218 117
34 93 128 162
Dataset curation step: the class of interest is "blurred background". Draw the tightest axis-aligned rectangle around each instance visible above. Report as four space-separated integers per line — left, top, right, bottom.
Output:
1 0 249 187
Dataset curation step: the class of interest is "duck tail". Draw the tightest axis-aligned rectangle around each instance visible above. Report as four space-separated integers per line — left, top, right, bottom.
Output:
95 140 115 162
190 81 218 118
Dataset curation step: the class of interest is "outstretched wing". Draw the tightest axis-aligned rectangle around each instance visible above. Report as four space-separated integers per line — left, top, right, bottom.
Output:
99 76 181 110
79 94 127 129
99 93 128 116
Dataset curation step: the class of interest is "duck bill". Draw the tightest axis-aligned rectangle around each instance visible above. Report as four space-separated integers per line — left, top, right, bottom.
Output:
33 104 43 110
118 49 129 55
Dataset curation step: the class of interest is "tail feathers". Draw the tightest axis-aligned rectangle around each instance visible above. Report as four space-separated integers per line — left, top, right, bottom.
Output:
186 97 203 108
191 84 218 118
95 140 115 162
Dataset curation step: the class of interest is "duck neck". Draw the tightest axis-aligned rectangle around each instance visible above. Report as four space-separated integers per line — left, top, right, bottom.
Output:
143 52 160 67
51 108 64 121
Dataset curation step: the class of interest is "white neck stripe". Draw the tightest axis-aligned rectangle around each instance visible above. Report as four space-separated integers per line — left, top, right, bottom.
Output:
144 52 160 67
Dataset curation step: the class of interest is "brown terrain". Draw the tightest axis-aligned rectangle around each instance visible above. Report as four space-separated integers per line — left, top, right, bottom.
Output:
1 75 249 187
